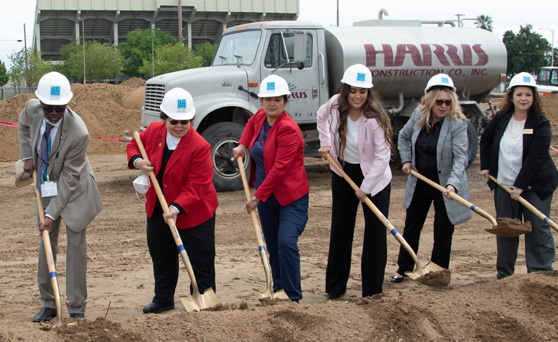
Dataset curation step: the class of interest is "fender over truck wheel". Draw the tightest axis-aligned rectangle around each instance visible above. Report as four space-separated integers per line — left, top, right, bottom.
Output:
202 122 248 192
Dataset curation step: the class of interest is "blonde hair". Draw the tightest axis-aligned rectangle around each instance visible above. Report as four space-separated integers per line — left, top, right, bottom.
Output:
417 88 468 131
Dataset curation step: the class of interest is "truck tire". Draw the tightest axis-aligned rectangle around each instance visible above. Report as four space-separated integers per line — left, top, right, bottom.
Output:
201 122 248 192
466 120 479 169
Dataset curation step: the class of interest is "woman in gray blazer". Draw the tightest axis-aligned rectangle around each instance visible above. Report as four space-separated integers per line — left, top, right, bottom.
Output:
391 74 471 283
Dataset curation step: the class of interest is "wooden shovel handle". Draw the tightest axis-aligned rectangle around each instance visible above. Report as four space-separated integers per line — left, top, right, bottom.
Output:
325 154 425 275
32 170 63 327
489 175 558 232
410 169 497 226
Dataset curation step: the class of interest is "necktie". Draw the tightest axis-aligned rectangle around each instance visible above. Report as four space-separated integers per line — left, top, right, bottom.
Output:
38 123 54 184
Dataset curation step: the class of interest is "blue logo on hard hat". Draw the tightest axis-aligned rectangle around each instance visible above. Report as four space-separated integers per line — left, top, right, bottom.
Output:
441 77 450 85
357 73 366 82
177 99 186 112
267 82 275 92
50 86 61 97
523 76 531 83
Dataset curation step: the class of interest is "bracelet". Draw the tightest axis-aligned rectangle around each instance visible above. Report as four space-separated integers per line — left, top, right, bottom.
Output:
251 196 257 202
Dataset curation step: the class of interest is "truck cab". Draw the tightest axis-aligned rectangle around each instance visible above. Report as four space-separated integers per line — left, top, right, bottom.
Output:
142 22 327 191
537 66 558 95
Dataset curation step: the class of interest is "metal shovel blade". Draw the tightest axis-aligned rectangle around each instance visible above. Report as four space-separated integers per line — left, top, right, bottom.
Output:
253 288 289 300
406 261 451 287
179 287 220 312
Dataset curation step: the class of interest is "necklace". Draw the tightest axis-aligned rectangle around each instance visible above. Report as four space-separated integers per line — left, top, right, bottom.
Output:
509 117 525 139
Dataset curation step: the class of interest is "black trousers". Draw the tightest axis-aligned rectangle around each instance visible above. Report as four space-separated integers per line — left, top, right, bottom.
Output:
396 180 454 274
146 212 216 306
325 162 390 297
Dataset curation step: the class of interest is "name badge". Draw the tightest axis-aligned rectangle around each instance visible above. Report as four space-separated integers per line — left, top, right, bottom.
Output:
523 129 533 134
41 181 58 198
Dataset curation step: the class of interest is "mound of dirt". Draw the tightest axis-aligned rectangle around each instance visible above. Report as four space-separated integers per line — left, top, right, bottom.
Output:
0 83 143 162
119 77 146 88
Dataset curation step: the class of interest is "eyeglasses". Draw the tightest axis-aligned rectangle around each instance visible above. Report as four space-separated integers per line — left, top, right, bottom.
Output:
435 99 452 106
168 120 189 125
42 105 66 113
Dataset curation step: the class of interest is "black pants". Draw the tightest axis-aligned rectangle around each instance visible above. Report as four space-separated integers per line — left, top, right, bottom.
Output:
325 162 390 297
396 180 454 275
146 212 216 306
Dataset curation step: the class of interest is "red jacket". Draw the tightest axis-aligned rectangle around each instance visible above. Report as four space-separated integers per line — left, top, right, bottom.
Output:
127 121 218 229
239 109 309 206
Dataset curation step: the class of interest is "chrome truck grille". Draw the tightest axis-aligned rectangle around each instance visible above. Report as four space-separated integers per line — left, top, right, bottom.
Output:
144 84 166 114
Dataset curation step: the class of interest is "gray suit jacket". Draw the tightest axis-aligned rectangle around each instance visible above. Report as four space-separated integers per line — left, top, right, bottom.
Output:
18 98 103 231
398 108 471 225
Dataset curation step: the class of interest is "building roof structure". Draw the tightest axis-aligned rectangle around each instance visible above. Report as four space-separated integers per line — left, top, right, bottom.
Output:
33 0 298 60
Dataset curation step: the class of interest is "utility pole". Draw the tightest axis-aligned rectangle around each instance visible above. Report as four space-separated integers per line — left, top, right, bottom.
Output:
23 24 29 89
178 0 183 44
336 0 339 26
81 17 86 84
540 28 555 67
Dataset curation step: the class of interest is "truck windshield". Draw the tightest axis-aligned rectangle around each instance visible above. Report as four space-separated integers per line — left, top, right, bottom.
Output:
213 30 262 66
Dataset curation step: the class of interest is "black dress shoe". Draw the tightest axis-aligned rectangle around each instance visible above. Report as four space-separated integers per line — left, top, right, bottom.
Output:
327 292 344 300
143 302 175 314
390 274 405 283
32 307 57 323
70 313 84 319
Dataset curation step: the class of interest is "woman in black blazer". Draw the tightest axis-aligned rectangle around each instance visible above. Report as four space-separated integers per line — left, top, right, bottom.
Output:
480 72 558 279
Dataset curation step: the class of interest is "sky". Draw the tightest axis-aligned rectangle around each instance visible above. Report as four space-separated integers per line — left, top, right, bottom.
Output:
0 0 556 70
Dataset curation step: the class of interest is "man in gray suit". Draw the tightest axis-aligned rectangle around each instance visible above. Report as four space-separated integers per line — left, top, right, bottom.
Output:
18 72 103 322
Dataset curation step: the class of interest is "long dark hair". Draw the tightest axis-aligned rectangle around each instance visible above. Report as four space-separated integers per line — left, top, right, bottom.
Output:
500 86 543 116
333 83 393 161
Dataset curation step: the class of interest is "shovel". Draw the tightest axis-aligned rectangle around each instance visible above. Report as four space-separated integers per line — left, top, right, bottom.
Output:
410 170 531 237
489 175 558 233
325 155 449 287
133 132 220 311
32 170 63 328
236 156 289 300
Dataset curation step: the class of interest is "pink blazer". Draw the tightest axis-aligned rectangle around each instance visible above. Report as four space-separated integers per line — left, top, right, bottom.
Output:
317 94 392 196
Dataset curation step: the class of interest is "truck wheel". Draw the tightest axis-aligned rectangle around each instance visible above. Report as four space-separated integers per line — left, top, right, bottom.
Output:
466 121 479 169
202 122 248 192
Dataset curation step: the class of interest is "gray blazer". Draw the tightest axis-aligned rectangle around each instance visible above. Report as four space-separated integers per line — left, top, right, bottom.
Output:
18 99 103 231
398 108 471 225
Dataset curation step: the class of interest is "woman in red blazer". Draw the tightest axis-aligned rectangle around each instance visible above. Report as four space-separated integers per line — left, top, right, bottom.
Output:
233 75 309 302
127 88 218 314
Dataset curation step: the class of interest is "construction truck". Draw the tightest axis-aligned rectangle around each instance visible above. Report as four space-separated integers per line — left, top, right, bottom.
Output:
141 18 507 191
537 66 558 95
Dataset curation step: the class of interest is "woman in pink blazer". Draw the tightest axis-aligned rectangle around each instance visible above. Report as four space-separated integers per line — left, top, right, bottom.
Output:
317 64 393 298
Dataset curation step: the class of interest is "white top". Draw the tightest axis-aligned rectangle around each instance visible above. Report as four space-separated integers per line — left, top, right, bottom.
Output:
342 115 360 163
166 132 182 150
497 117 525 187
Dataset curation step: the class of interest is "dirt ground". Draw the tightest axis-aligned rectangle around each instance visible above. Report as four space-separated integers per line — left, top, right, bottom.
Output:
0 83 557 341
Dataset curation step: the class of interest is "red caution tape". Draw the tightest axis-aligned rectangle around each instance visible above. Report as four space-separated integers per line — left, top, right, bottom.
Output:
1 120 129 142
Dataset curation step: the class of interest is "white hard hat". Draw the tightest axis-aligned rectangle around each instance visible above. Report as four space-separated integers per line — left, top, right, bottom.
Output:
160 87 196 120
341 64 373 88
258 75 291 97
508 72 538 90
35 71 73 105
425 73 456 94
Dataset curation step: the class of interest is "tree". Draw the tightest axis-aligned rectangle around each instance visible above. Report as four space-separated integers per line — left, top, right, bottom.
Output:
475 14 493 32
194 42 217 67
8 48 54 87
60 40 123 82
117 28 177 77
0 60 9 87
503 25 551 76
138 43 202 78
